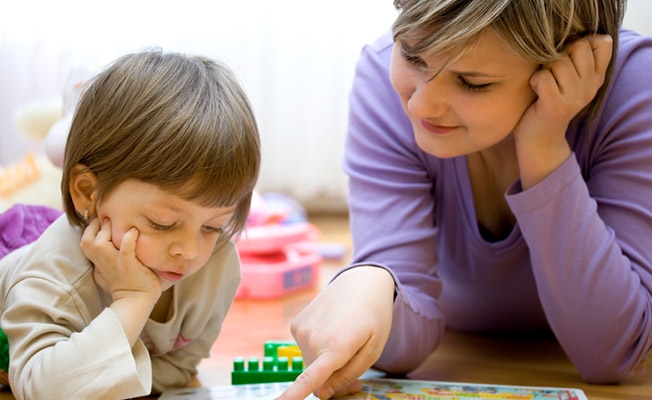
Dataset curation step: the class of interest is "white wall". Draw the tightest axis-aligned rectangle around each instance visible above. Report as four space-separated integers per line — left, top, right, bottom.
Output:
0 0 398 211
623 0 652 37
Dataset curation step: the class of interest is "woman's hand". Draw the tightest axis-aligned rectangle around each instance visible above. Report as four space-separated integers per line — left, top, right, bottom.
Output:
277 266 395 400
514 35 613 189
81 218 162 303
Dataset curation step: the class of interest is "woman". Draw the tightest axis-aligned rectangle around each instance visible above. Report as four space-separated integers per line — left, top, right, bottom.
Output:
279 1 652 399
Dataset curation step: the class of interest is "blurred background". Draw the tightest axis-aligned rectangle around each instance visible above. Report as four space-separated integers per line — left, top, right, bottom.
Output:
1 0 650 212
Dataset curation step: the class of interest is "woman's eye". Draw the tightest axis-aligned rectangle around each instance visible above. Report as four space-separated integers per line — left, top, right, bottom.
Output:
458 76 491 93
402 51 426 68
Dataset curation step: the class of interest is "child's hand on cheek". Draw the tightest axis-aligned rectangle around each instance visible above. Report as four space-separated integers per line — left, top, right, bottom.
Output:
81 218 162 303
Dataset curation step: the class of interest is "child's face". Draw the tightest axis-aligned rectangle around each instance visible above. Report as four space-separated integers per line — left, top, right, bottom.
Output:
95 179 235 291
390 27 539 158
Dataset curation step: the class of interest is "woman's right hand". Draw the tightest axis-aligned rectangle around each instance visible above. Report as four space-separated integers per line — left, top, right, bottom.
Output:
277 266 396 400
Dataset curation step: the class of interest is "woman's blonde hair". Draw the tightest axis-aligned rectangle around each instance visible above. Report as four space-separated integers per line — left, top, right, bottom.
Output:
393 0 627 119
61 50 260 242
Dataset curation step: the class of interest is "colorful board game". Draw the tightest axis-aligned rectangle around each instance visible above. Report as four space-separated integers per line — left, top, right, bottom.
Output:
161 378 587 400
338 378 587 400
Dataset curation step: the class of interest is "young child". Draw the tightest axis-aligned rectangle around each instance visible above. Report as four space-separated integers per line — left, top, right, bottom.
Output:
0 50 260 399
279 1 652 399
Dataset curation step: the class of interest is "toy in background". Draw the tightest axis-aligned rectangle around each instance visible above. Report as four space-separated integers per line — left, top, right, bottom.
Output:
235 192 322 299
0 69 89 211
6 90 62 199
12 96 62 143
44 67 91 169
231 340 305 385
0 153 40 197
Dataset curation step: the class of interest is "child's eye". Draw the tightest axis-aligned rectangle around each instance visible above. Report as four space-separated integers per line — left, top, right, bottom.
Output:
458 76 491 93
203 225 223 235
149 220 174 231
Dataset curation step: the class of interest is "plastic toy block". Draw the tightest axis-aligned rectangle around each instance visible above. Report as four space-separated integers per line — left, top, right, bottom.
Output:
232 341 305 385
263 340 300 359
231 356 304 384
0 328 9 387
0 152 40 195
276 344 302 360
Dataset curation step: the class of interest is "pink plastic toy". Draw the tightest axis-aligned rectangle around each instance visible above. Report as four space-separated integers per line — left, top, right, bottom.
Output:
235 193 322 299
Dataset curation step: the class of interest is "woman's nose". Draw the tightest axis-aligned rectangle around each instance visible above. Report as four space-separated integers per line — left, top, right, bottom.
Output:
407 76 449 119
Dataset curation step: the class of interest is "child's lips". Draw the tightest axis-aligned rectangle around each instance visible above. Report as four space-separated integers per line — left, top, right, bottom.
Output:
158 270 184 283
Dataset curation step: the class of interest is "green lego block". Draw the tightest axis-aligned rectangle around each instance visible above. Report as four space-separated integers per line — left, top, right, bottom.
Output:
0 327 9 387
232 341 305 385
231 355 304 384
0 328 8 372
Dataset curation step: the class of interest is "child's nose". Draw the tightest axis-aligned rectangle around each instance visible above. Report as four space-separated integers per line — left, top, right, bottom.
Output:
171 233 200 260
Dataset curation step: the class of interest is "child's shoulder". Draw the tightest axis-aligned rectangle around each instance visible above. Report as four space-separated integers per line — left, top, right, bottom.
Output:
0 214 93 298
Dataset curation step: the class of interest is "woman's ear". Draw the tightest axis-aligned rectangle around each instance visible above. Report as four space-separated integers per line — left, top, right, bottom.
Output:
69 164 98 218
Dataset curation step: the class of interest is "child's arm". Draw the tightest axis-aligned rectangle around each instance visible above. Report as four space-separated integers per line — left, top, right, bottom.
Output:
80 218 162 348
2 277 152 399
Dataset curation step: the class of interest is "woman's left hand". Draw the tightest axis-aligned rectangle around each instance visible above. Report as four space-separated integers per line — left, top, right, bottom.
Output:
514 35 613 189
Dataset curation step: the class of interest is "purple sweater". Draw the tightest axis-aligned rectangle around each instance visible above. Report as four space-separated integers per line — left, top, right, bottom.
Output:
0 204 62 258
342 29 652 383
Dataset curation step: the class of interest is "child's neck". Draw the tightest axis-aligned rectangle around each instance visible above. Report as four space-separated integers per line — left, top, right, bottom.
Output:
150 288 174 323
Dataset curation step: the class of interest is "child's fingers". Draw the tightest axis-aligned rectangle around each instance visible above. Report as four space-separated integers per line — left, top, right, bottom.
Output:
117 228 141 277
80 218 100 248
95 218 113 246
119 227 139 254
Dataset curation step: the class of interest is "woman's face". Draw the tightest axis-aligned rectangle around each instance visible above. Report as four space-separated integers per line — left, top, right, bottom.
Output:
96 179 235 291
390 28 539 158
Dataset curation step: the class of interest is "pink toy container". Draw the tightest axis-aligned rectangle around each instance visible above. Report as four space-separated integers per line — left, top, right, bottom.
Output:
235 222 322 299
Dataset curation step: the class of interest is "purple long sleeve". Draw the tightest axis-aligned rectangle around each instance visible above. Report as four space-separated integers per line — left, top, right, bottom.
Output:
342 29 652 382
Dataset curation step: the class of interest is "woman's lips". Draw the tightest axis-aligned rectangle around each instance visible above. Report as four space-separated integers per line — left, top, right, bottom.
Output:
420 119 459 134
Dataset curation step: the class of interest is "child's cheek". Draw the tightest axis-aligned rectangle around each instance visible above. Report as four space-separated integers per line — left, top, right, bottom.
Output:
132 235 157 266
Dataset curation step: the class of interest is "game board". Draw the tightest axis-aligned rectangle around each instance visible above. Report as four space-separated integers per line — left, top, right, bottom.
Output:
160 378 587 399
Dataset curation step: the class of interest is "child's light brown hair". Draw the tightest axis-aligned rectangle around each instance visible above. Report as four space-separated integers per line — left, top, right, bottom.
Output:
61 50 260 242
